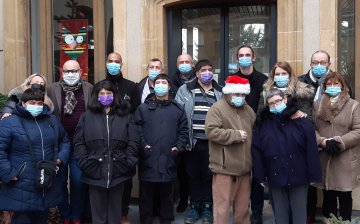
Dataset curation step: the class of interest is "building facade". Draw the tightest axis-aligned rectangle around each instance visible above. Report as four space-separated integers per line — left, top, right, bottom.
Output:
0 0 359 207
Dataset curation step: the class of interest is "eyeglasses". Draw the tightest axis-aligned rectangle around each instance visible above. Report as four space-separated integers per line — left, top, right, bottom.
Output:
63 69 80 73
311 61 328 66
268 98 283 107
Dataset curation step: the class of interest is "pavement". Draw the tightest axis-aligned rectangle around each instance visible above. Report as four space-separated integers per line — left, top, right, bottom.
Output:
124 200 360 224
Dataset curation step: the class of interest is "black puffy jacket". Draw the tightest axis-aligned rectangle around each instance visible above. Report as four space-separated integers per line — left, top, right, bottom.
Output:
74 110 139 188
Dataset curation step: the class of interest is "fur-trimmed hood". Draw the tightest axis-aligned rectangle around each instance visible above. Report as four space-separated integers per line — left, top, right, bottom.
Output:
315 92 350 123
263 80 315 101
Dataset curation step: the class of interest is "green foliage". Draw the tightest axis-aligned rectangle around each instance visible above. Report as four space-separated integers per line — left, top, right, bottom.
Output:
328 213 351 224
0 93 8 110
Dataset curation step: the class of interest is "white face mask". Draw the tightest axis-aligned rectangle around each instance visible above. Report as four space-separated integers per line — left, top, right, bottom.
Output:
63 72 81 86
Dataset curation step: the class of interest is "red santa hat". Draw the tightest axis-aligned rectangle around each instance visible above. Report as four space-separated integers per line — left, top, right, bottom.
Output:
222 75 250 94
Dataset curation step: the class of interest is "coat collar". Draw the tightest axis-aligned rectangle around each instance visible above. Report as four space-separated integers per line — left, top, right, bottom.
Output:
316 92 350 122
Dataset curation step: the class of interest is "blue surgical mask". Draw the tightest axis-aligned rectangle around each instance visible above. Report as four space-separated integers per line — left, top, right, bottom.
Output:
239 57 252 69
179 64 192 74
231 96 245 107
274 75 289 88
154 83 169 96
269 102 287 114
312 65 327 78
148 70 160 80
325 86 342 97
26 105 43 117
106 62 121 76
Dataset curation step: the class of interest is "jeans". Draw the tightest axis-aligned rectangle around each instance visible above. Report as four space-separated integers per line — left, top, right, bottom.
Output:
58 151 89 220
12 211 48 224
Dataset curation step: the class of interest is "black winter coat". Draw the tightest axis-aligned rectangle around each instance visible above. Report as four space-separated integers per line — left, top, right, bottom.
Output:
134 97 188 182
74 110 139 188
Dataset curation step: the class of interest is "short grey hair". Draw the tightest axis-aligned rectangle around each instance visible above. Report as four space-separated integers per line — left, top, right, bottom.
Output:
265 88 285 104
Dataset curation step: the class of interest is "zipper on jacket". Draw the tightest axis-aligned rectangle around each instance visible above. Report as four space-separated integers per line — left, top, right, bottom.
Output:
106 114 111 188
34 117 45 197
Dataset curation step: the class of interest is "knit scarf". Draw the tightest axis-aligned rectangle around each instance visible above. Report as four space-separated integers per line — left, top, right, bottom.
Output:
60 80 82 115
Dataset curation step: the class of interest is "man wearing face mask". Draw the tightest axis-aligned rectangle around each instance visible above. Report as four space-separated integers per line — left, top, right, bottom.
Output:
205 76 255 224
103 52 141 112
172 53 196 92
134 74 188 224
298 50 332 103
232 45 267 224
172 53 196 213
175 59 223 224
47 59 93 224
138 58 165 103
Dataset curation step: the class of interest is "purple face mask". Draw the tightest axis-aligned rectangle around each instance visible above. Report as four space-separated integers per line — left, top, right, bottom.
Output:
98 95 114 107
199 71 213 84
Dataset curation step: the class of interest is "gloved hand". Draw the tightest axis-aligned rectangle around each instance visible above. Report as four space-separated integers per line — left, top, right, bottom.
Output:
325 139 341 156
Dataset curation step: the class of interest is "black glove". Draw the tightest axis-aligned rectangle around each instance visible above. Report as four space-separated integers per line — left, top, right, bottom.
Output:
325 139 341 156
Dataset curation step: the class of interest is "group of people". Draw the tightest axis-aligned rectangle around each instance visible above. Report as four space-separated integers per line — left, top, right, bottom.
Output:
0 45 359 224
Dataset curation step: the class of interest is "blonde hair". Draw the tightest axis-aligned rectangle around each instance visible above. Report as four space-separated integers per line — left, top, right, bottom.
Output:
20 73 48 91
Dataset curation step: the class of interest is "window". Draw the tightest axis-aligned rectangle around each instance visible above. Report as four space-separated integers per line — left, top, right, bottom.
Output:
338 0 355 95
168 4 276 84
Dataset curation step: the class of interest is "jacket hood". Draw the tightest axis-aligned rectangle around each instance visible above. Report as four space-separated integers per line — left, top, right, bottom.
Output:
256 97 299 127
14 103 52 119
316 91 350 123
144 95 182 111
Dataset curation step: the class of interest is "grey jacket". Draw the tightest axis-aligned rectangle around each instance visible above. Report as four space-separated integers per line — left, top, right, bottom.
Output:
175 78 223 150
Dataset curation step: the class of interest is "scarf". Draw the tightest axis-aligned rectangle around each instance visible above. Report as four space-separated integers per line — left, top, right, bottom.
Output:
60 80 82 115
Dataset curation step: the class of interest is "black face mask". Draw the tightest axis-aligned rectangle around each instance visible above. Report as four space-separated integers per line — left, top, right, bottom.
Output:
31 83 45 91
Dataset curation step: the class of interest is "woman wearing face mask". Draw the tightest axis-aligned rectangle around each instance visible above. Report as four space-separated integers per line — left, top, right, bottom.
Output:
73 80 139 224
0 73 54 120
312 72 360 222
0 88 70 224
134 74 188 224
258 61 315 120
252 88 322 224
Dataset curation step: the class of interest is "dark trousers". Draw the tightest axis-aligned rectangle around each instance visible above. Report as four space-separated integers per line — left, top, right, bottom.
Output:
250 178 265 215
58 151 90 220
139 181 175 224
121 178 133 216
89 183 124 224
12 210 48 224
322 190 352 221
186 140 213 204
177 151 189 203
306 185 318 218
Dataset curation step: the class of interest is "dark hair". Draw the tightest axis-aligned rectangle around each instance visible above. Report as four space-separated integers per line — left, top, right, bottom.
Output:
321 71 349 94
154 73 172 88
195 59 213 72
88 80 130 115
21 88 45 102
236 45 255 59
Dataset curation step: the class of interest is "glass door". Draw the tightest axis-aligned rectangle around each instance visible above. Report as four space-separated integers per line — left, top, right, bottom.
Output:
168 3 276 84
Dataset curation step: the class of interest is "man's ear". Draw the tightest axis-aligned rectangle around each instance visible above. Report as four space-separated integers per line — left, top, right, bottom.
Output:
252 55 256 62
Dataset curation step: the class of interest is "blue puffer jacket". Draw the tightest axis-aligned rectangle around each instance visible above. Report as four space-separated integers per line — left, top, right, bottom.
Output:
0 104 70 211
252 99 322 187
135 96 188 182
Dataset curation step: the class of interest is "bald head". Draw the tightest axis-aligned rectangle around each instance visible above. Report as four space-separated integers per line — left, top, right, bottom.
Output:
107 52 122 64
63 60 81 71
